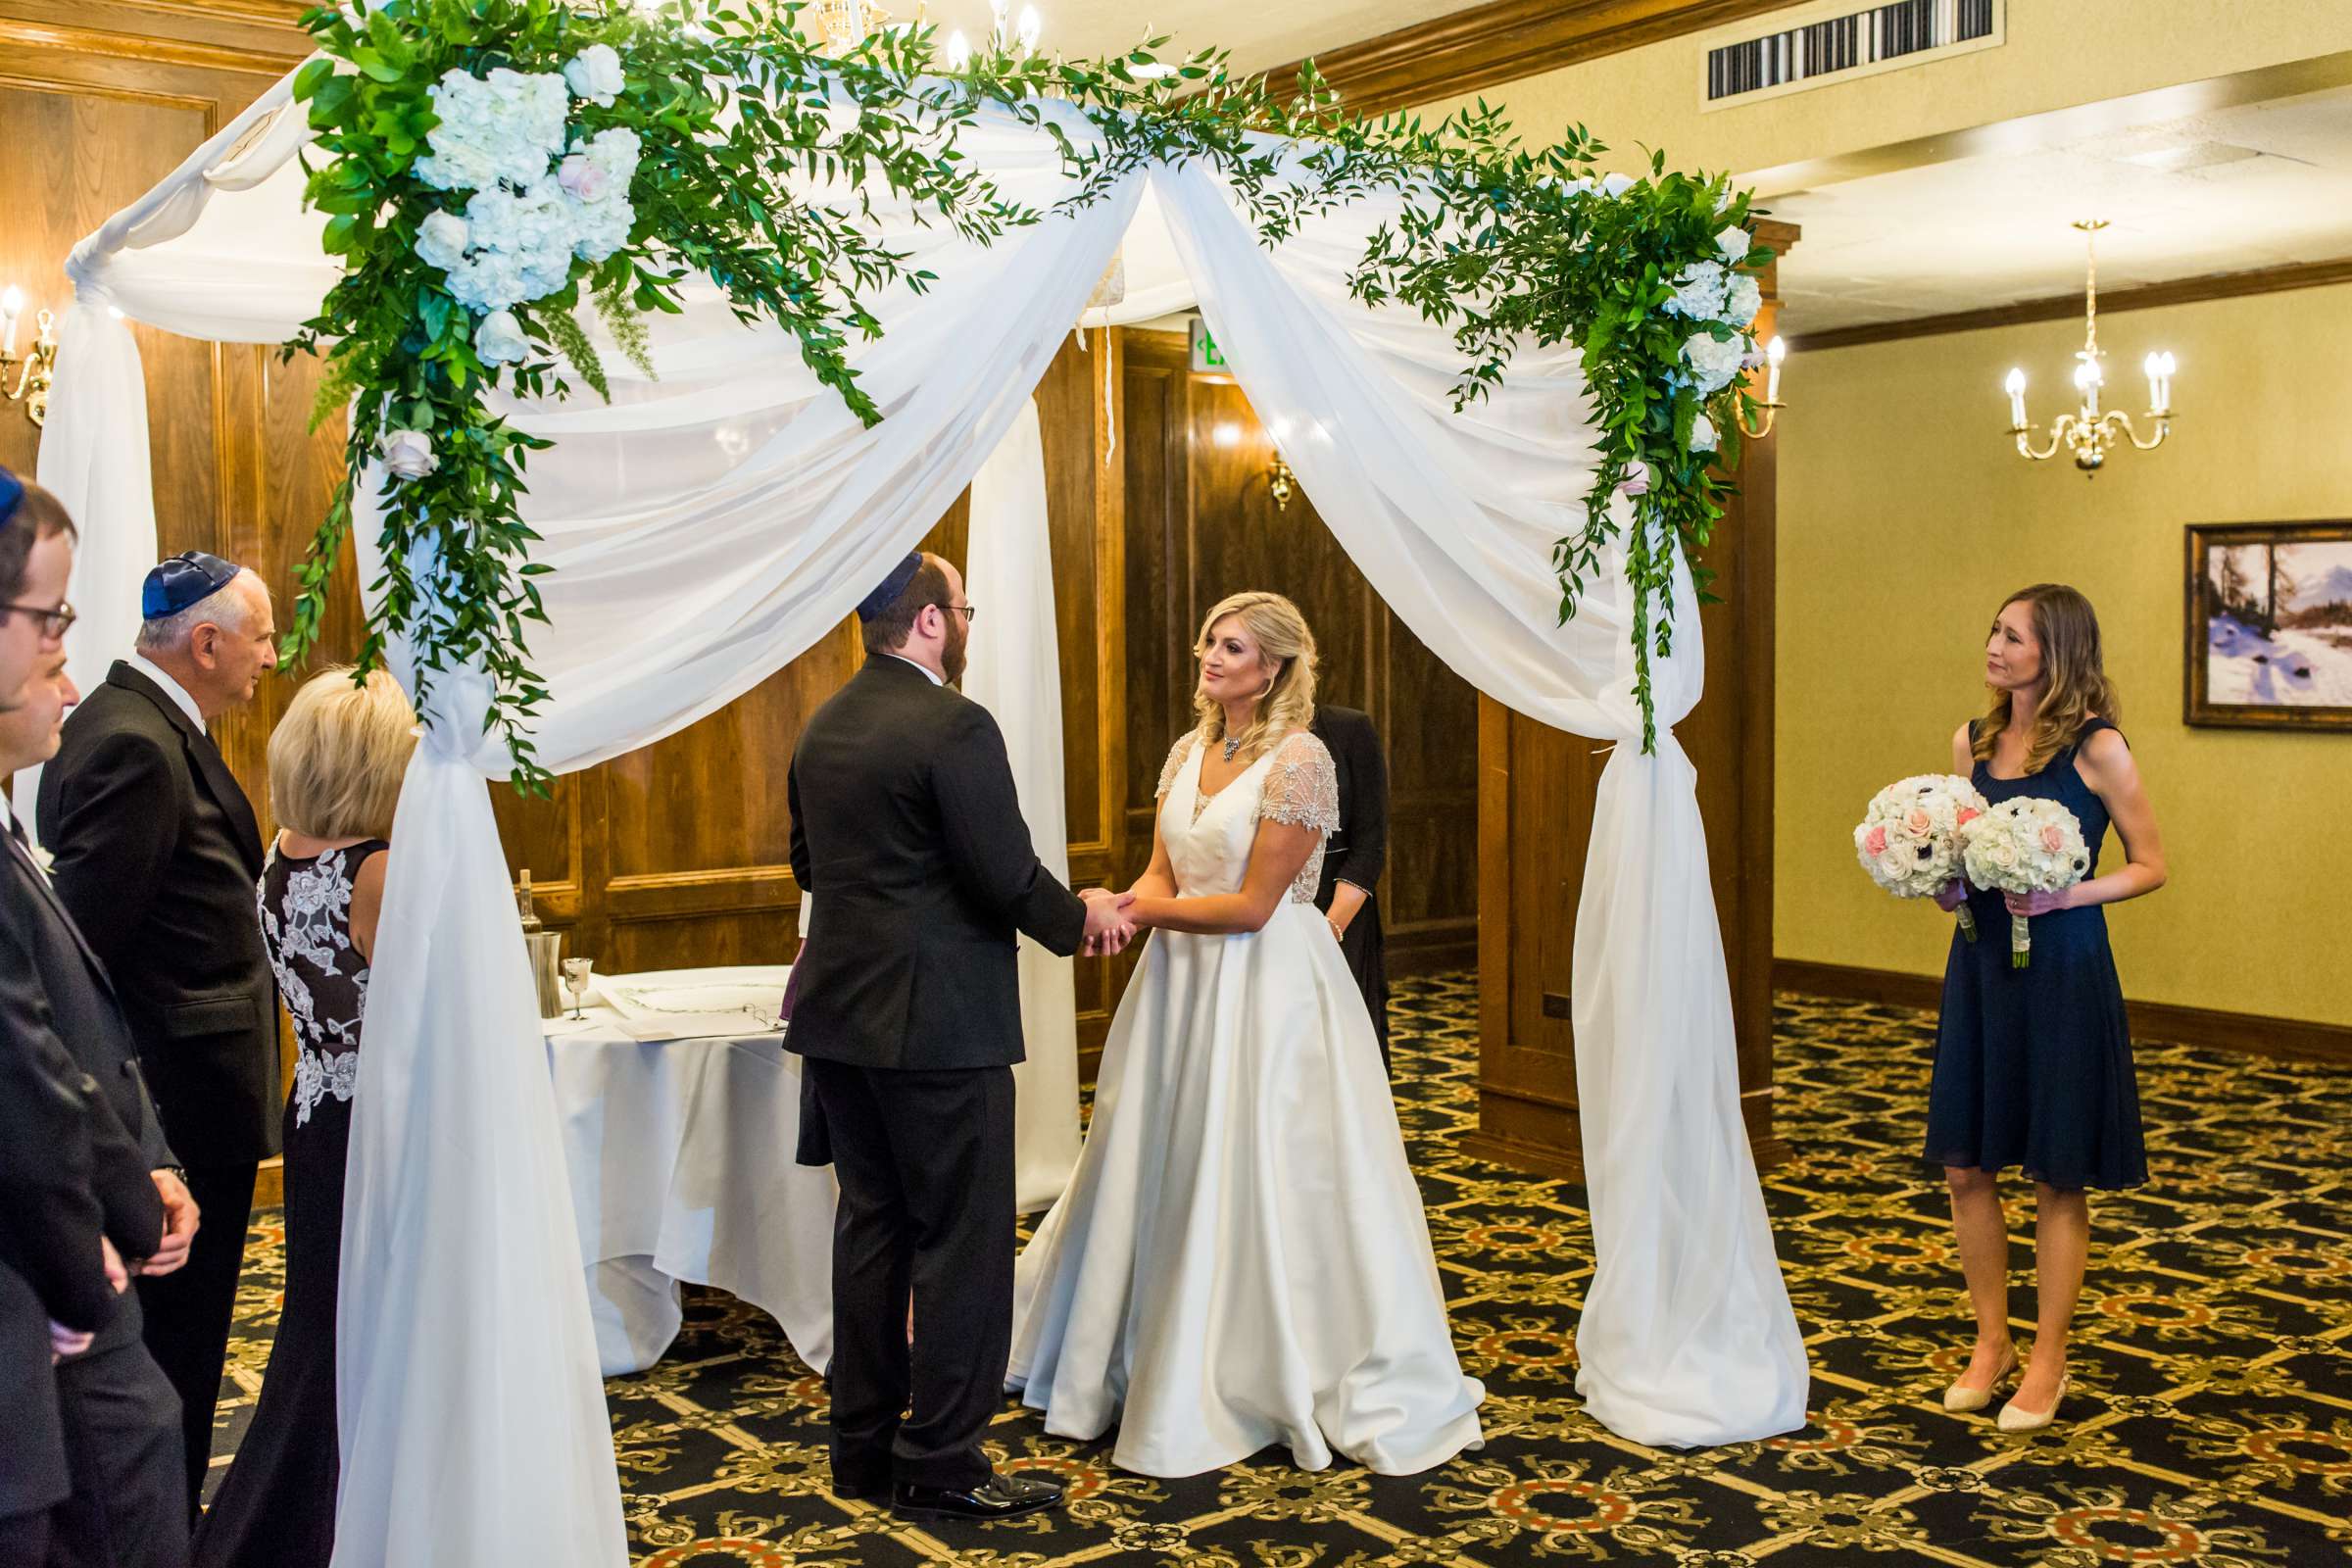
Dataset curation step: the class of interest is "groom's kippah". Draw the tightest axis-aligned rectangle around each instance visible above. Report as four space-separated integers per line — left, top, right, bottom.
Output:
0 467 23 532
142 551 242 619
856 552 925 623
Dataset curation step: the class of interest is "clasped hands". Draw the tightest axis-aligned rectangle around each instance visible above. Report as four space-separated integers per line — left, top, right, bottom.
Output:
1079 888 1139 957
47 1169 200 1362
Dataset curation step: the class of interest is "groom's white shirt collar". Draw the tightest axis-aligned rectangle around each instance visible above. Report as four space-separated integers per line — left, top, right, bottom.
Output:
128 652 207 730
883 654 943 687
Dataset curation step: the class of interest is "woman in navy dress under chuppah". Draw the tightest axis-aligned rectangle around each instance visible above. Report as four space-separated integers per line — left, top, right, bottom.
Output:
1925 583 2168 1434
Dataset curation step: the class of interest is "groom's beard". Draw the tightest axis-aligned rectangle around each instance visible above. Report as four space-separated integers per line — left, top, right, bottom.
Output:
942 615 969 685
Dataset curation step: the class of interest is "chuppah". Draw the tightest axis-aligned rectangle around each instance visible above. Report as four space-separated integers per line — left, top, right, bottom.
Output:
37 2 1808 1558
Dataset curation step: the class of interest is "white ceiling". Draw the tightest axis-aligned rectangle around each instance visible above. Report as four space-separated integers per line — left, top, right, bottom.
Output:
1770 84 2352 333
900 0 1482 78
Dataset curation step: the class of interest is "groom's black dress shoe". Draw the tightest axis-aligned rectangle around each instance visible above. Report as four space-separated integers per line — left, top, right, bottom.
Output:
893 1472 1064 1522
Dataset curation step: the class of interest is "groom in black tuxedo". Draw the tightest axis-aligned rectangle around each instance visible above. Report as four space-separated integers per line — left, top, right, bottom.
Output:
786 551 1134 1522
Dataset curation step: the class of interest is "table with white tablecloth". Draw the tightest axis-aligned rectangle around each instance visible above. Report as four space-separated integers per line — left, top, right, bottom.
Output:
542 966 838 1377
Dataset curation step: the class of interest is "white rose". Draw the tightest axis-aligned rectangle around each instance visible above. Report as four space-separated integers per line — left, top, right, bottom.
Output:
1599 172 1638 198
1716 225 1751 264
564 43 626 107
1721 273 1762 328
1664 262 1727 319
473 308 530 366
415 210 471 272
1682 330 1746 394
375 428 439 480
556 154 609 203
1689 412 1718 454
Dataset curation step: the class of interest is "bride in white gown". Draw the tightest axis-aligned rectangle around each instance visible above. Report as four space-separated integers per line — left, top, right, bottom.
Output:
1008 591 1484 1478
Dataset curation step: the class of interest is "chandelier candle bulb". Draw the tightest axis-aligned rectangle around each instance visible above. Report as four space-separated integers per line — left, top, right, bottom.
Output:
1015 5 1042 53
1765 335 1786 404
0 286 19 357
944 27 971 68
2005 368 2027 429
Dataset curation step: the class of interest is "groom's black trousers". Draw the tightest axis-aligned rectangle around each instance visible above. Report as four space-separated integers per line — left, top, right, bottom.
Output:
804 1058 1014 1493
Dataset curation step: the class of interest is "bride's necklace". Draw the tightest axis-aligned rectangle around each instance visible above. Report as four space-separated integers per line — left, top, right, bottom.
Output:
1222 734 1243 763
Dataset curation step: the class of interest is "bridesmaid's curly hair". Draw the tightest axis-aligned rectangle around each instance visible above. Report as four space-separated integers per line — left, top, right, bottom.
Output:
1192 591 1317 763
1975 583 2120 776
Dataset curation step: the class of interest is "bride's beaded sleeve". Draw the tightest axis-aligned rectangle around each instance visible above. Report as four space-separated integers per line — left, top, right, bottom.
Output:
1155 730 1199 800
1258 731 1343 903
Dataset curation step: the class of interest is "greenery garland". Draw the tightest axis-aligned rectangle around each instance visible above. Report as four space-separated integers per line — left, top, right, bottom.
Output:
284 0 1771 787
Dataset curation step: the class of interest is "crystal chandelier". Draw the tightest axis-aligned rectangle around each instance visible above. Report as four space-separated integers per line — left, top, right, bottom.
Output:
2002 220 2176 473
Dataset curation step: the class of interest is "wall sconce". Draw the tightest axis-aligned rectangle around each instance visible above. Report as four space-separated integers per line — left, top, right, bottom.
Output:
1 287 59 428
1734 335 1787 439
1267 452 1297 512
1265 417 1297 512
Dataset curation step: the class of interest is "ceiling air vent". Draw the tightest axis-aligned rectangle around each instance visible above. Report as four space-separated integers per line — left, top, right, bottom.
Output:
1702 0 2003 111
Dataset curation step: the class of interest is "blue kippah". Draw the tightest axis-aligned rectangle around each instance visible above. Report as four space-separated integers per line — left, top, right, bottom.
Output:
0 467 23 532
855 552 925 623
141 551 242 619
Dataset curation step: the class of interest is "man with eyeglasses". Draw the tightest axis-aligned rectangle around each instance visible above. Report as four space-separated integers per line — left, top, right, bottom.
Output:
0 466 128 1568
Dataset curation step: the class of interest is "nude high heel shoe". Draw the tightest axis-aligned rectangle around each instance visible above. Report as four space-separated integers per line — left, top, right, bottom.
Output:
1997 1377 2068 1433
1941 1348 2019 1413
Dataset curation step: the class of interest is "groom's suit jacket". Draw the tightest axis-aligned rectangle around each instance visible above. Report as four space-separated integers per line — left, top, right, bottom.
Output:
785 655 1088 1071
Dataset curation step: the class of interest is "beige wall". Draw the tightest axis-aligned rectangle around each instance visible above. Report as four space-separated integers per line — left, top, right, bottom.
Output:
1774 281 2352 1026
1418 0 2352 181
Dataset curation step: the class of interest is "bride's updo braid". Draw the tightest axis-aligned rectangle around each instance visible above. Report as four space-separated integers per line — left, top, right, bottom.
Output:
1192 591 1317 762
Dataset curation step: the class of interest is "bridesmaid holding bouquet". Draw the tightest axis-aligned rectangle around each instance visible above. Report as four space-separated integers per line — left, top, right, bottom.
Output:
1928 584 2168 1432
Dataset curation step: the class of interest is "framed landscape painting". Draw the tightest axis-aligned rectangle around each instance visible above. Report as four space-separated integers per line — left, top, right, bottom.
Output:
2185 520 2352 730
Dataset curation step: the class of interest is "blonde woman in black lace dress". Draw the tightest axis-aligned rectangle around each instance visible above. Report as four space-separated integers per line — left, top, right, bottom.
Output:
193 668 414 1568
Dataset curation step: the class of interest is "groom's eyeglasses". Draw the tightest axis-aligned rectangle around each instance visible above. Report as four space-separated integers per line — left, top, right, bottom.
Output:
943 603 978 623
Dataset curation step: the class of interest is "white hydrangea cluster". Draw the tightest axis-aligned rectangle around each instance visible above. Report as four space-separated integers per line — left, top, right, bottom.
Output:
414 67 570 193
1663 223 1766 422
407 54 643 360
1681 330 1746 395
1664 261 1727 320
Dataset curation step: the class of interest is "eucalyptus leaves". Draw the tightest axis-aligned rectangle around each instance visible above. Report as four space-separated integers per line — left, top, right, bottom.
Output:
283 0 1772 785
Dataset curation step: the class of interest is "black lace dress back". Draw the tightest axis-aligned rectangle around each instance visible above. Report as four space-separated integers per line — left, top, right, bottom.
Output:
193 839 385 1568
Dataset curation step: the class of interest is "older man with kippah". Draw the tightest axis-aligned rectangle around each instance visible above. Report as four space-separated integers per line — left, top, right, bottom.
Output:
37 550 279 1523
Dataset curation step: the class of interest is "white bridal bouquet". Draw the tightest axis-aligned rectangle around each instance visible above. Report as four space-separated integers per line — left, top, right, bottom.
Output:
1959 797 2090 969
1854 775 1989 942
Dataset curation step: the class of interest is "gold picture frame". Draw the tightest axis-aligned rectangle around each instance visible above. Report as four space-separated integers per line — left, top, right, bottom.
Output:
2184 520 2352 731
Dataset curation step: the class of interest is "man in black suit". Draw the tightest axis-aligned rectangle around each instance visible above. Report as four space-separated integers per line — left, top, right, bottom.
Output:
4 651 197 1568
0 466 125 1568
36 551 279 1520
1309 704 1393 1073
786 551 1135 1522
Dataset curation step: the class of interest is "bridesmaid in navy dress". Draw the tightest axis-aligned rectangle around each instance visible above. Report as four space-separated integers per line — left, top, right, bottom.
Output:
1928 584 2167 1433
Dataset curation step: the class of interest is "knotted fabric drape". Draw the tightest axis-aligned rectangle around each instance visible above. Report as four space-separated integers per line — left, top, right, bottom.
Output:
46 69 1805 1567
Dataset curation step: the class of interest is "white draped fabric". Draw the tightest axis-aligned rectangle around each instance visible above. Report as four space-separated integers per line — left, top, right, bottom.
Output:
960 398 1084 1212
47 65 1805 1565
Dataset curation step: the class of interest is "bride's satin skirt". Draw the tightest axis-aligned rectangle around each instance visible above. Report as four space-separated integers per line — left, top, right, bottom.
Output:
1008 902 1485 1477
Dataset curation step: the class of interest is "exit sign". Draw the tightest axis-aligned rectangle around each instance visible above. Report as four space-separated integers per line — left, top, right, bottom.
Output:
1189 317 1227 374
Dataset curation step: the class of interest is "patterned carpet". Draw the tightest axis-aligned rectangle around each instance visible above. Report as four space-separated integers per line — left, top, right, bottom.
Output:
212 973 2352 1565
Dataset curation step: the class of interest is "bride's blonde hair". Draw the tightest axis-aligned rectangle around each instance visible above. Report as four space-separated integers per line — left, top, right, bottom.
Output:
1192 591 1317 762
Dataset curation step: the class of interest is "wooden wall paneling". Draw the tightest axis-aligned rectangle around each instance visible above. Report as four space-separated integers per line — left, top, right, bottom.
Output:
1465 223 1796 1180
4 0 326 1201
